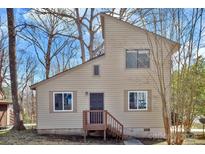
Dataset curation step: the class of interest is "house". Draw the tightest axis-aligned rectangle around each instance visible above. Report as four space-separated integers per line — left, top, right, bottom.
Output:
0 91 13 128
30 14 179 139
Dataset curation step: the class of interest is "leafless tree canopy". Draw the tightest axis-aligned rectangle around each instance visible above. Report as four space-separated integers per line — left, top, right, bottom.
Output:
1 9 205 143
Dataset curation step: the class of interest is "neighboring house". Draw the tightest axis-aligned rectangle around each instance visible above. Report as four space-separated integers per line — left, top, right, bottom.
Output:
30 14 179 139
0 91 13 128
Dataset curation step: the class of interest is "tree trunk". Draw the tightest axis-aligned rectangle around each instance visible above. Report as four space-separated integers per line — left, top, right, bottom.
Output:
45 55 51 79
184 118 192 134
19 94 25 122
161 94 172 144
75 8 86 63
31 91 36 123
0 78 4 94
45 34 53 79
7 8 25 130
0 49 5 94
88 8 94 59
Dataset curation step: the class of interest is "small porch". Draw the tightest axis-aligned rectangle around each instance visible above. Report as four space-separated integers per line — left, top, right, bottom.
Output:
83 110 124 141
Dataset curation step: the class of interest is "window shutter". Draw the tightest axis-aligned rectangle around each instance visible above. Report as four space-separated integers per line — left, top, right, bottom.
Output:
147 90 152 112
49 91 53 113
73 91 77 112
124 90 128 112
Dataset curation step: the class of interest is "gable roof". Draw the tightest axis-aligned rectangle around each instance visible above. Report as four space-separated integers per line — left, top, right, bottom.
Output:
31 14 180 90
100 14 180 49
30 53 105 90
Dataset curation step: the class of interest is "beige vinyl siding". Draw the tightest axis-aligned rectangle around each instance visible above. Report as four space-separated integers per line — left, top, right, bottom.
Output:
36 15 172 130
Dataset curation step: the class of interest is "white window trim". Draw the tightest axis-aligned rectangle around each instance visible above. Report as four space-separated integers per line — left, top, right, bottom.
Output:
128 91 148 111
53 91 73 112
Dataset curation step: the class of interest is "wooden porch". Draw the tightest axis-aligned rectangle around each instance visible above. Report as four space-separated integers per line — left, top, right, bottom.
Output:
83 110 124 141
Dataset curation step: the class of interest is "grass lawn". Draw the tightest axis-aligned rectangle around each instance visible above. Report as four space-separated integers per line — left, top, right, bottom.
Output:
0 129 123 145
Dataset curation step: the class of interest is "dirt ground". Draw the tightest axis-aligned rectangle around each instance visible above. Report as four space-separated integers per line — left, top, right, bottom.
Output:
0 129 123 145
1 129 205 145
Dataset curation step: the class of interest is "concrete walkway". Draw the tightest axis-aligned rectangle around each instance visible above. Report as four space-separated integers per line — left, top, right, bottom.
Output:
123 137 144 145
191 129 204 133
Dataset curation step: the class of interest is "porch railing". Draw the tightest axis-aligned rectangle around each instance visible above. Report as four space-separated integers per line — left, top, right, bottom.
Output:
83 110 123 140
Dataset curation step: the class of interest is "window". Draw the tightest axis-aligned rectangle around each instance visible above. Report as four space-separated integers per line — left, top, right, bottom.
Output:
128 91 148 110
126 50 150 68
94 65 100 76
53 92 73 111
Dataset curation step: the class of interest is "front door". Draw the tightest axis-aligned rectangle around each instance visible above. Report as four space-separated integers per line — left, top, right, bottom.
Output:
90 93 104 124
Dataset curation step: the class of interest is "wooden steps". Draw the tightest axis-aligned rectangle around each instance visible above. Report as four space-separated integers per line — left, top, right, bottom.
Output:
107 124 123 140
83 110 123 141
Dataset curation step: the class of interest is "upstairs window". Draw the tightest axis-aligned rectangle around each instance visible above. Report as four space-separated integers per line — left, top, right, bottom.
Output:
94 65 100 76
126 50 150 68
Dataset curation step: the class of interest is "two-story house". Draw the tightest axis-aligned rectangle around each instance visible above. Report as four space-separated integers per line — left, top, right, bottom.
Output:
30 14 179 140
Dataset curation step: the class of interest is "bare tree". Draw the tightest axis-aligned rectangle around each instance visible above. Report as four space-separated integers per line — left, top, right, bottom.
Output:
0 19 9 94
36 8 149 63
18 56 36 121
36 8 104 62
171 8 205 136
30 89 36 123
7 8 25 130
19 10 71 79
137 8 205 144
53 40 78 73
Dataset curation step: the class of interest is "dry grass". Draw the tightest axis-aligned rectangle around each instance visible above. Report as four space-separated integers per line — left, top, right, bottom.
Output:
0 129 123 145
1 128 204 145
